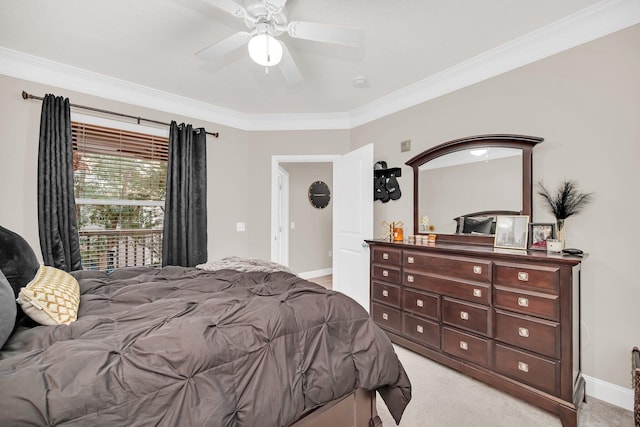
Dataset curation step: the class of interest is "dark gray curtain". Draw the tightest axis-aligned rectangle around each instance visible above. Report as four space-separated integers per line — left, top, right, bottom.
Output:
37 94 82 271
162 121 208 267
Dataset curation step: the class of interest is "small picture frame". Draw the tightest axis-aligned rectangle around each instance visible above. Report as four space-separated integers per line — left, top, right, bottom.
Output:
528 223 556 251
494 215 529 250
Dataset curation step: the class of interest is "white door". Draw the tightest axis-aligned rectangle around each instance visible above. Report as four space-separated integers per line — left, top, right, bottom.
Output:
333 144 373 311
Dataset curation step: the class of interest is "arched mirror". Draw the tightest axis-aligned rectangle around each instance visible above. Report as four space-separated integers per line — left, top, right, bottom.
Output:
406 134 543 245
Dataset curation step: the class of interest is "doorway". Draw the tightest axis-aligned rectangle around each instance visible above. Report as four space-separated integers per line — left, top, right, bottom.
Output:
271 155 338 278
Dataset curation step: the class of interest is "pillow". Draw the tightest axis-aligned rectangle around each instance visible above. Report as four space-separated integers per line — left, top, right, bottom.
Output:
17 265 80 326
0 225 41 298
0 269 17 348
459 217 494 234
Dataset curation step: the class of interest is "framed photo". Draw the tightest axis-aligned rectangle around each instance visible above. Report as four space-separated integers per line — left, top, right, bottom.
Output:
528 223 556 250
494 215 529 250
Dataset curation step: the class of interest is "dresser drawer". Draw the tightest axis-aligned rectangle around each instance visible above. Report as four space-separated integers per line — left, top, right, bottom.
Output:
372 282 401 307
371 303 402 333
404 251 491 283
442 327 489 367
494 262 560 292
494 343 560 396
494 309 560 359
403 271 490 305
372 264 401 284
442 297 490 336
494 286 559 321
403 313 440 349
402 289 439 320
372 246 402 266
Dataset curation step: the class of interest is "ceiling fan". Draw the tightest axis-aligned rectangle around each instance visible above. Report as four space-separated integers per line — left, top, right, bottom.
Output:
195 0 365 83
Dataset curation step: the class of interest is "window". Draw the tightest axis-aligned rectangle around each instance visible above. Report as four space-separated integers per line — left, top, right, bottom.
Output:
72 115 168 270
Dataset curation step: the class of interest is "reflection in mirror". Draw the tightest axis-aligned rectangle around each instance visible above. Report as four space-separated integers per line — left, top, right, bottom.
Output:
419 148 522 234
406 134 543 244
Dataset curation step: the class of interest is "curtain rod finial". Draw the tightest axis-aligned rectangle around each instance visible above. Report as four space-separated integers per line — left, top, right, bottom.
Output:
22 91 29 100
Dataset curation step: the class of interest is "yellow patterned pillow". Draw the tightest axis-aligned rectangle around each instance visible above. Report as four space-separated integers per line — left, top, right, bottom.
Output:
17 266 80 325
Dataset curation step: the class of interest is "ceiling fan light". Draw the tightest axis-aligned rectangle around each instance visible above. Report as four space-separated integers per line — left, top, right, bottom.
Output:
248 33 283 66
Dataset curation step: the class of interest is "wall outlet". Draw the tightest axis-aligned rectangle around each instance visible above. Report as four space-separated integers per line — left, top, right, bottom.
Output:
328 250 332 258
401 139 411 152
236 222 246 232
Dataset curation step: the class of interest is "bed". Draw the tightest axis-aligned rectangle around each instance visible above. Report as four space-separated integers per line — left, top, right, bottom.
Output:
0 226 411 426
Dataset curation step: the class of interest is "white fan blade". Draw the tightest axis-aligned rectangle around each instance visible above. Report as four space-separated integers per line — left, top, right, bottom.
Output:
278 42 302 84
202 0 247 18
287 21 364 47
195 32 251 62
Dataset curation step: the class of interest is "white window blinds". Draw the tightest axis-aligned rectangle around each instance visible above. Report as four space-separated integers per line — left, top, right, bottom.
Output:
72 121 168 270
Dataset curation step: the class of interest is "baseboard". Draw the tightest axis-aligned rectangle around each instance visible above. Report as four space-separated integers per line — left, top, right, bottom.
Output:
584 374 634 412
298 268 332 280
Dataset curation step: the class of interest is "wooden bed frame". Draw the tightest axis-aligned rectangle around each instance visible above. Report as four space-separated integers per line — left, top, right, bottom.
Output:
292 388 380 427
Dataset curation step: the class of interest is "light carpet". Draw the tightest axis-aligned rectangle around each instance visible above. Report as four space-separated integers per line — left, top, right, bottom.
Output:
377 345 634 426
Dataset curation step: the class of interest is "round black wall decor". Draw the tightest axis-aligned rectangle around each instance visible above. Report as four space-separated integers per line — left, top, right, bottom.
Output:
308 181 331 209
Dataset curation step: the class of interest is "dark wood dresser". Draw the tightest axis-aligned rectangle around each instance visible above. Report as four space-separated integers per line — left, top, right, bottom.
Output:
368 239 584 427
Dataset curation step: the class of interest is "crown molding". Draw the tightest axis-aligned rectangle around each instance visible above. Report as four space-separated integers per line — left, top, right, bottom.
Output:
1 0 638 132
349 0 640 127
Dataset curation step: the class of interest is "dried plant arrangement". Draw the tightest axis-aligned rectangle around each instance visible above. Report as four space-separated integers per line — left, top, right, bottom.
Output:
537 180 594 239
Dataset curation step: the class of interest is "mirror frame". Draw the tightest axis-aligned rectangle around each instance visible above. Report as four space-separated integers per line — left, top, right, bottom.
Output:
406 134 543 245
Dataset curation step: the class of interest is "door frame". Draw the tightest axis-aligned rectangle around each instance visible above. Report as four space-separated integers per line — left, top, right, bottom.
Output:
276 166 290 266
270 155 339 266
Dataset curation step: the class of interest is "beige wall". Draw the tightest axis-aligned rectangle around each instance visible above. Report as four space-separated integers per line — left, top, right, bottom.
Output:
1 23 638 394
281 162 333 273
351 25 640 390
243 130 349 260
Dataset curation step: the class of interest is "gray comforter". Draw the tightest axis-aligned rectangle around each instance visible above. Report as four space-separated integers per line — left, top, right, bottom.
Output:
0 266 410 426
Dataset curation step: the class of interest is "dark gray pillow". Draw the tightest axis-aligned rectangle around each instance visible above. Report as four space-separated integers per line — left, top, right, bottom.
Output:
0 269 17 349
0 225 40 297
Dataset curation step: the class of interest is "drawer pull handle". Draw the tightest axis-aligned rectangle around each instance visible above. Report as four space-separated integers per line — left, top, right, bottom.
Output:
382 313 388 321
473 266 482 274
382 252 389 260
473 289 482 298
459 341 468 351
460 311 469 320
518 327 530 338
517 361 529 373
382 290 389 297
407 275 414 283
518 272 529 281
416 299 424 308
407 256 414 264
382 270 389 277
416 325 424 334
517 297 529 307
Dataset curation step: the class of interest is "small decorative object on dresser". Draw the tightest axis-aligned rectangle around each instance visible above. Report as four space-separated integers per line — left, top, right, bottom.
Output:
537 180 594 248
494 215 529 250
528 223 556 250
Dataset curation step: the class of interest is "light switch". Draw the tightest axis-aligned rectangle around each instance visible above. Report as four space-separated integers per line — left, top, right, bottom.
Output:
236 222 246 232
291 222 295 229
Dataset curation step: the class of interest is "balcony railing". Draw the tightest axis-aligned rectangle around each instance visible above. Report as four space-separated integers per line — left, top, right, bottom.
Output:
78 228 163 271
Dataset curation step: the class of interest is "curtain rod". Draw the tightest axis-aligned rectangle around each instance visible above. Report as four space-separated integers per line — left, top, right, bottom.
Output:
22 91 219 138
